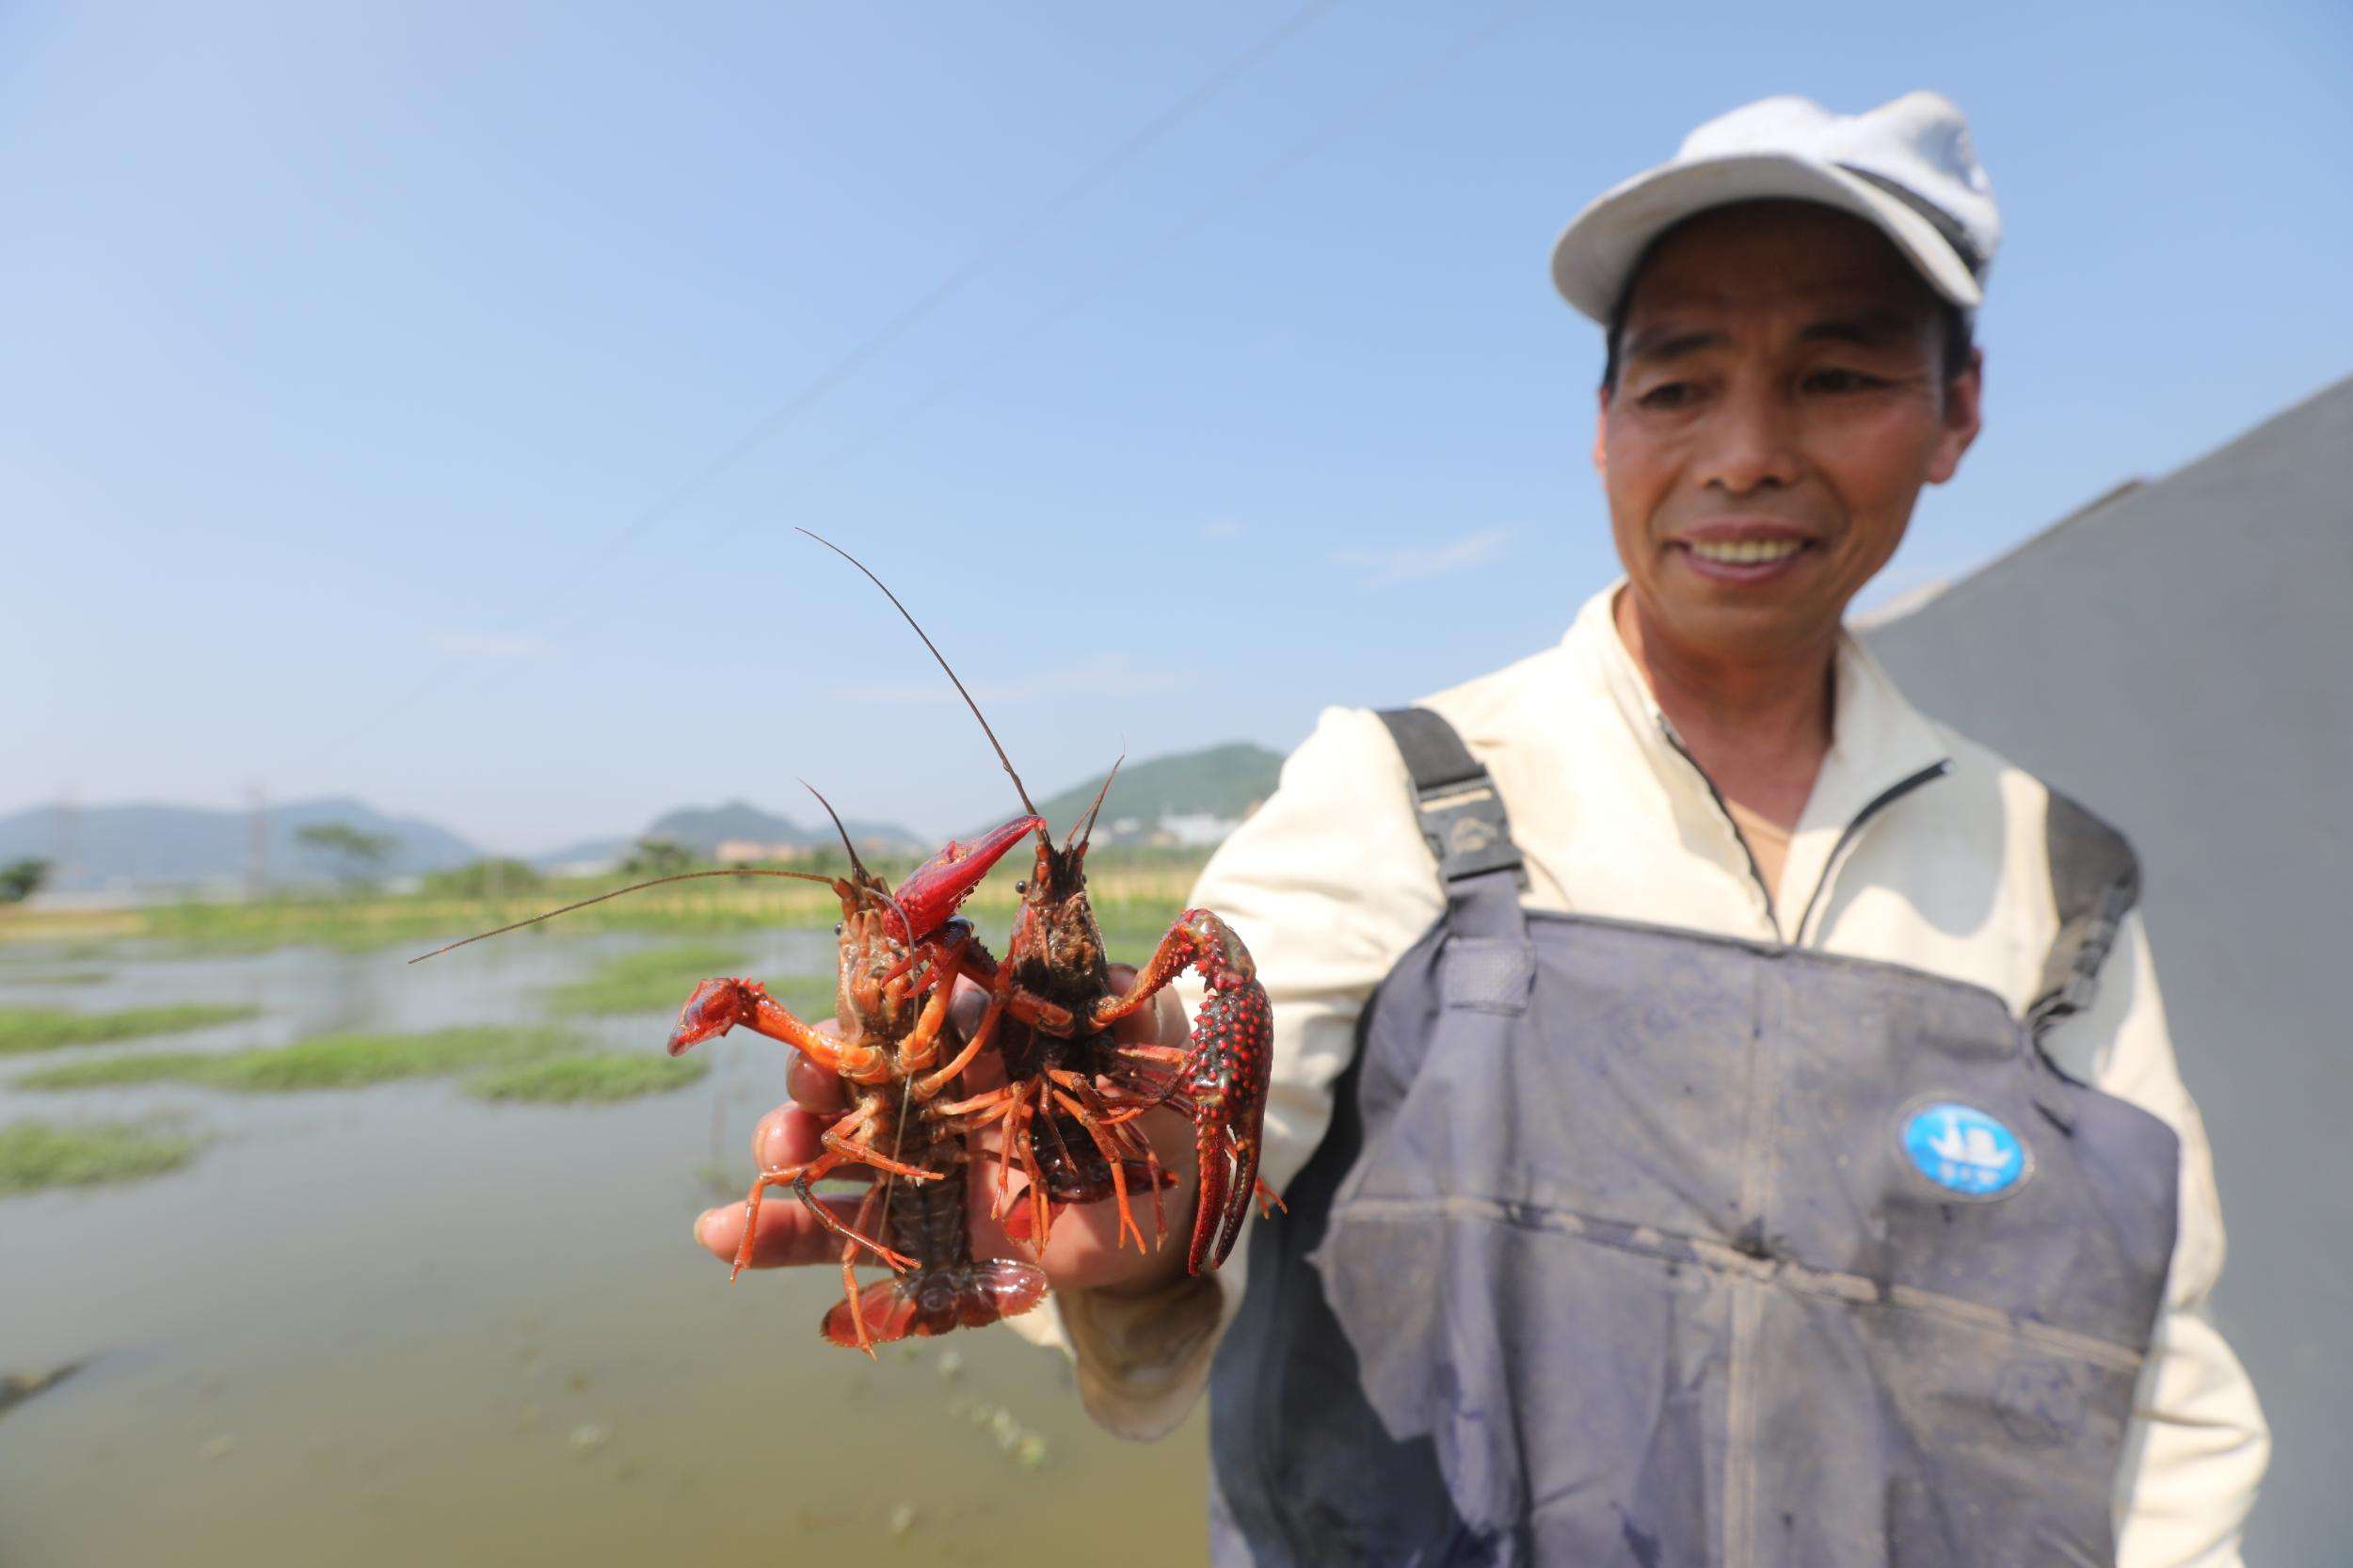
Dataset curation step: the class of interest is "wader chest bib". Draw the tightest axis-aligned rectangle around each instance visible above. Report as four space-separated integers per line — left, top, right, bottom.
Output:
1208 709 2179 1567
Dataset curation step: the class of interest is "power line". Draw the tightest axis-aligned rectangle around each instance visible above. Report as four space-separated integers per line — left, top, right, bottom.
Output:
523 1 1527 626
458 0 1529 718
285 3 1335 779
402 1 1532 815
298 3 1532 787
687 0 1532 565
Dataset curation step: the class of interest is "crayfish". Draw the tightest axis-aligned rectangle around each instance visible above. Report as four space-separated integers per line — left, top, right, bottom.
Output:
806 530 1279 1275
665 798 1051 1352
410 792 1052 1353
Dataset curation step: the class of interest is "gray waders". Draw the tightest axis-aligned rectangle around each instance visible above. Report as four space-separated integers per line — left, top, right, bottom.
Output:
1207 708 2179 1567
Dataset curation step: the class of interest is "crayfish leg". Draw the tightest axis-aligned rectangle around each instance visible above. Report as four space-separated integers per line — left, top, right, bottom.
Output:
837 1186 885 1359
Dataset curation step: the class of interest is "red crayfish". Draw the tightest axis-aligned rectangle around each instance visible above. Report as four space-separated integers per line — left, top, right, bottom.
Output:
411 793 1052 1352
805 530 1280 1275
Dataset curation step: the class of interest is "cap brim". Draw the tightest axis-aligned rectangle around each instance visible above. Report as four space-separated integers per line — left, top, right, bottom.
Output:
1548 152 1982 322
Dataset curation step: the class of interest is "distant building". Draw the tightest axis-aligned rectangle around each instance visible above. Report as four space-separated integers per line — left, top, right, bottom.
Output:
713 840 805 865
1152 811 1243 849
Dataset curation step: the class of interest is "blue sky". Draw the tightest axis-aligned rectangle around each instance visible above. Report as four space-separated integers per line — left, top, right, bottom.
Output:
6 0 2348 852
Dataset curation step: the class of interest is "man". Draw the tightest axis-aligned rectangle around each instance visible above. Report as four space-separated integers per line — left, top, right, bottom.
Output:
701 92 2267 1565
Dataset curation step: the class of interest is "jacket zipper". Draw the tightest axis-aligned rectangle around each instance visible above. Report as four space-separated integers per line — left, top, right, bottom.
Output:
1661 717 1950 949
1657 723 1781 929
1790 760 1951 944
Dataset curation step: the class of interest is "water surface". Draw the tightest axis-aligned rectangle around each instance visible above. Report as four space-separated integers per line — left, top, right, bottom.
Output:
0 935 1209 1566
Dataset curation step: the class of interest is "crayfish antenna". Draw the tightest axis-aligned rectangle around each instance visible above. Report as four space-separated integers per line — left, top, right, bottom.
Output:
1067 753 1126 854
795 780 921 942
405 867 844 964
800 777 872 884
796 528 1049 854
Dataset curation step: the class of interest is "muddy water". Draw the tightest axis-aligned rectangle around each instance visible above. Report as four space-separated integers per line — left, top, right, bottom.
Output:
0 936 1209 1567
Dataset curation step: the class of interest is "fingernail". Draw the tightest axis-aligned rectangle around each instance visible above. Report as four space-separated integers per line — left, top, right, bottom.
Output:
694 1208 723 1246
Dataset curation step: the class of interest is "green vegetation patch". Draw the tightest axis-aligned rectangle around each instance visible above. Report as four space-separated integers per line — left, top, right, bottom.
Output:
16 1025 583 1093
0 1003 259 1055
14 1052 215 1090
463 1051 709 1104
1087 903 1190 963
767 972 839 1018
548 942 754 1016
0 1118 205 1193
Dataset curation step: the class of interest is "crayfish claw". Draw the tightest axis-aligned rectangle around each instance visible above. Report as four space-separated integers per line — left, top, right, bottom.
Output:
1170 957 1275 1276
668 977 759 1056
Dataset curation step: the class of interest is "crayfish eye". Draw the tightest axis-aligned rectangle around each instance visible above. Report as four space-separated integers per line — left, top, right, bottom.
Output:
832 922 842 936
1014 881 1027 895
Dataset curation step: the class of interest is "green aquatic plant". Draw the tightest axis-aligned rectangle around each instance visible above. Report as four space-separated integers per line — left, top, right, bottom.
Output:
547 943 755 1016
0 1118 205 1193
0 1003 259 1055
15 1025 583 1092
463 1052 709 1103
13 1052 214 1089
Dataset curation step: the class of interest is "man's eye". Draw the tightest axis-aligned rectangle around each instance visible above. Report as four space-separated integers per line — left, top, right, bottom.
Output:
1637 381 1696 410
1803 368 1885 394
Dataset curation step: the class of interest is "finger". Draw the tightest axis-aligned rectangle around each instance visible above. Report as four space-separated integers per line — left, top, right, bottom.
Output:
936 974 1010 1092
958 1034 1009 1093
693 1190 870 1269
787 1052 849 1115
946 975 991 1041
1101 964 1183 1048
753 1105 869 1174
967 1105 1202 1291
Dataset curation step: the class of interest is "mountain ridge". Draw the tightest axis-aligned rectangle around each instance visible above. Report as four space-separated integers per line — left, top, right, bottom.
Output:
986 742 1284 843
2 740 1281 889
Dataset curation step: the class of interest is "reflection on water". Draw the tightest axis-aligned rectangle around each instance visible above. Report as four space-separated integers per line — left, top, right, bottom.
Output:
0 935 1208 1567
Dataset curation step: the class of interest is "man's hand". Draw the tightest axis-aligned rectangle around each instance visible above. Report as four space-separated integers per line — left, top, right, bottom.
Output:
692 964 1200 1300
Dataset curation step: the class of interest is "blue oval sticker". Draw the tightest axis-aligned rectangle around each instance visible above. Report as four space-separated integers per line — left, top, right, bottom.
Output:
1900 1101 2028 1200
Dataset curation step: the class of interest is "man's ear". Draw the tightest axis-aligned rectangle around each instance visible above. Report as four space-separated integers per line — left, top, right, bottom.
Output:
1592 385 1610 474
1927 348 1984 486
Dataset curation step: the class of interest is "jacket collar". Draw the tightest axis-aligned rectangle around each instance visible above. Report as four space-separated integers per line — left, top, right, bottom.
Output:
1563 583 1952 939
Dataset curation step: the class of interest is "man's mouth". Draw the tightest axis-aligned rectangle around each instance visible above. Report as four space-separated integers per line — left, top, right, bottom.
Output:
1665 524 1817 584
1686 537 1804 566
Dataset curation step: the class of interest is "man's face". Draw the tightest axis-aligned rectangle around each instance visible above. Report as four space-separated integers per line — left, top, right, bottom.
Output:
1594 201 1981 664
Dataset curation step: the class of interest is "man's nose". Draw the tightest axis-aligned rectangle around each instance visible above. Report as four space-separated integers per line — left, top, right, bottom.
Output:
1698 382 1804 495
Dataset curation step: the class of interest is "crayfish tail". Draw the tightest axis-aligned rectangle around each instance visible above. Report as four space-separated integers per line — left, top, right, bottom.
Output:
819 1261 1048 1348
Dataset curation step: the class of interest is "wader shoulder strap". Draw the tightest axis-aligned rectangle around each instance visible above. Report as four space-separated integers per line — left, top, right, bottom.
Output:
1375 707 1526 889
2028 789 2143 1040
1376 707 1529 964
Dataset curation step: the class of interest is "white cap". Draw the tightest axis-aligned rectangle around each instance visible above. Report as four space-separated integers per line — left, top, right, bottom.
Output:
1549 90 2000 323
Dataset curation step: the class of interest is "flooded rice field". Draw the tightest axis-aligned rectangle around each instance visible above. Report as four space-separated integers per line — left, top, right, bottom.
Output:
0 933 1208 1566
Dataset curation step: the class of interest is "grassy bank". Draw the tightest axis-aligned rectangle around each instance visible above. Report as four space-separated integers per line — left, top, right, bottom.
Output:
18 1024 582 1091
465 1053 708 1103
0 852 1209 958
15 1022 707 1104
548 942 752 1016
0 1118 206 1193
0 1003 260 1055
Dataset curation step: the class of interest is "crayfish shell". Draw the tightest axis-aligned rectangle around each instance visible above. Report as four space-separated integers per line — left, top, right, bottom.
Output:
820 1260 1049 1348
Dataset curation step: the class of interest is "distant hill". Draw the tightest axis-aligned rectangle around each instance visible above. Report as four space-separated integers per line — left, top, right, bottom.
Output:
1018 742 1285 843
0 749 1273 894
636 800 925 858
0 797 480 890
528 835 634 872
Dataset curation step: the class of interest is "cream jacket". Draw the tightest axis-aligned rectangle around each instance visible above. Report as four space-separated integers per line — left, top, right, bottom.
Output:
1012 585 2268 1567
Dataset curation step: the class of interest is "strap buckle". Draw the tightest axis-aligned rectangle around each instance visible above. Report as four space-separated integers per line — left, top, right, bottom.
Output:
1414 779 1524 885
